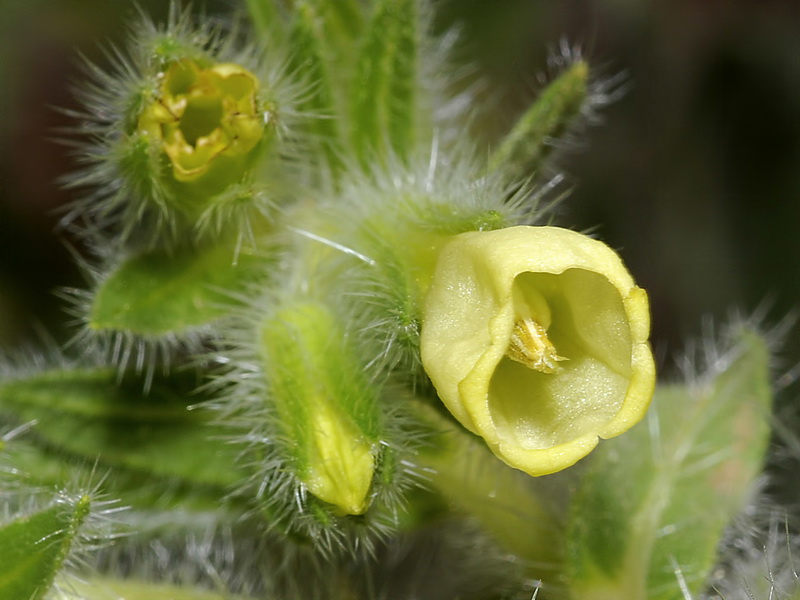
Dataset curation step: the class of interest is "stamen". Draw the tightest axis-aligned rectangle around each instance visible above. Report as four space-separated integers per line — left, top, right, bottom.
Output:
506 318 567 373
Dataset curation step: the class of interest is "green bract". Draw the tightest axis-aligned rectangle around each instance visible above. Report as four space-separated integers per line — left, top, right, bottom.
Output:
420 226 655 476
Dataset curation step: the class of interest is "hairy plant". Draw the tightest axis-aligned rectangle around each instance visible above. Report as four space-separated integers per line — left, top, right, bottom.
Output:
0 1 792 599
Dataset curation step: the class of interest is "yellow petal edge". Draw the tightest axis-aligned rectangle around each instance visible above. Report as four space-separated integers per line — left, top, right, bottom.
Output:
138 59 264 185
420 226 656 476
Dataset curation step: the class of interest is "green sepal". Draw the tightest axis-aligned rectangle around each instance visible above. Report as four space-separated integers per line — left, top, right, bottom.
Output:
0 367 247 508
489 59 588 177
350 0 418 164
288 1 344 177
49 576 252 600
114 130 166 208
346 205 509 379
566 327 773 600
0 494 91 600
89 242 268 337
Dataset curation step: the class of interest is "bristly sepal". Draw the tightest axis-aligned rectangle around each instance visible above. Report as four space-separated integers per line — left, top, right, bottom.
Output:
205 276 429 557
296 151 547 383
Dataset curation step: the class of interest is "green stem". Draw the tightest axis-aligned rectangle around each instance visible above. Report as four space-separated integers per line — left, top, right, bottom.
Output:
410 399 565 583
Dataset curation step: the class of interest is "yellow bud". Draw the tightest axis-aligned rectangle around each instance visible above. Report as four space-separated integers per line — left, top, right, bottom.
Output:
138 59 265 190
260 302 380 516
305 399 375 516
420 226 655 476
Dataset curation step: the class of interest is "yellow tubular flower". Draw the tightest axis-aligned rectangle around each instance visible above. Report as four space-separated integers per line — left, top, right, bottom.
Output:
138 59 265 187
420 226 655 477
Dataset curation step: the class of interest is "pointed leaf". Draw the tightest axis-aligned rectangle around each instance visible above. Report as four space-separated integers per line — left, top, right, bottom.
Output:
350 0 418 163
489 60 588 178
566 328 773 600
0 367 247 495
289 1 344 176
0 494 90 600
89 243 267 337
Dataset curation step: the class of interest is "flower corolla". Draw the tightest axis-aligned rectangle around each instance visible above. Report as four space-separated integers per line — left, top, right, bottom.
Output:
420 226 655 476
138 59 265 188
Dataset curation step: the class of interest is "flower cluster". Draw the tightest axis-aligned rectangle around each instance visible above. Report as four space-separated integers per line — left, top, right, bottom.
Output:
4 2 786 599
41 0 657 570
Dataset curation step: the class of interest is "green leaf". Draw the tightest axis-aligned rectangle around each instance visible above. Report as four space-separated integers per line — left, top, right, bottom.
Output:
566 327 773 600
51 576 252 600
244 0 287 44
288 1 343 177
0 367 247 505
0 494 91 600
350 0 418 164
489 59 588 178
89 243 267 337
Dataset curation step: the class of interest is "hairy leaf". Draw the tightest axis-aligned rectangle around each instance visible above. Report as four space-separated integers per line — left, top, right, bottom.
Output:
89 243 267 337
0 368 246 508
0 495 90 600
566 327 773 600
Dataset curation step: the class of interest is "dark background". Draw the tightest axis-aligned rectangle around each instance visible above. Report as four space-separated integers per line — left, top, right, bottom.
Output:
1 0 798 381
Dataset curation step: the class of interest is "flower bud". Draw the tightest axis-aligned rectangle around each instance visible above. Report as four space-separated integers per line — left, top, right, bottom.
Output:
259 302 380 515
420 226 655 476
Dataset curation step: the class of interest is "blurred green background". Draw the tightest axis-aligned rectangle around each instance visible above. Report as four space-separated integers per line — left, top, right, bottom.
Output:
1 0 798 376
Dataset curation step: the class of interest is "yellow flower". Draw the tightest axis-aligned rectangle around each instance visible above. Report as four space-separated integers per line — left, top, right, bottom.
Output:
420 226 655 476
138 59 265 188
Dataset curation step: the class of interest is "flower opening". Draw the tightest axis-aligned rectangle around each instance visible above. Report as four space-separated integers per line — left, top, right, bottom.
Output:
138 59 266 187
420 226 655 476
